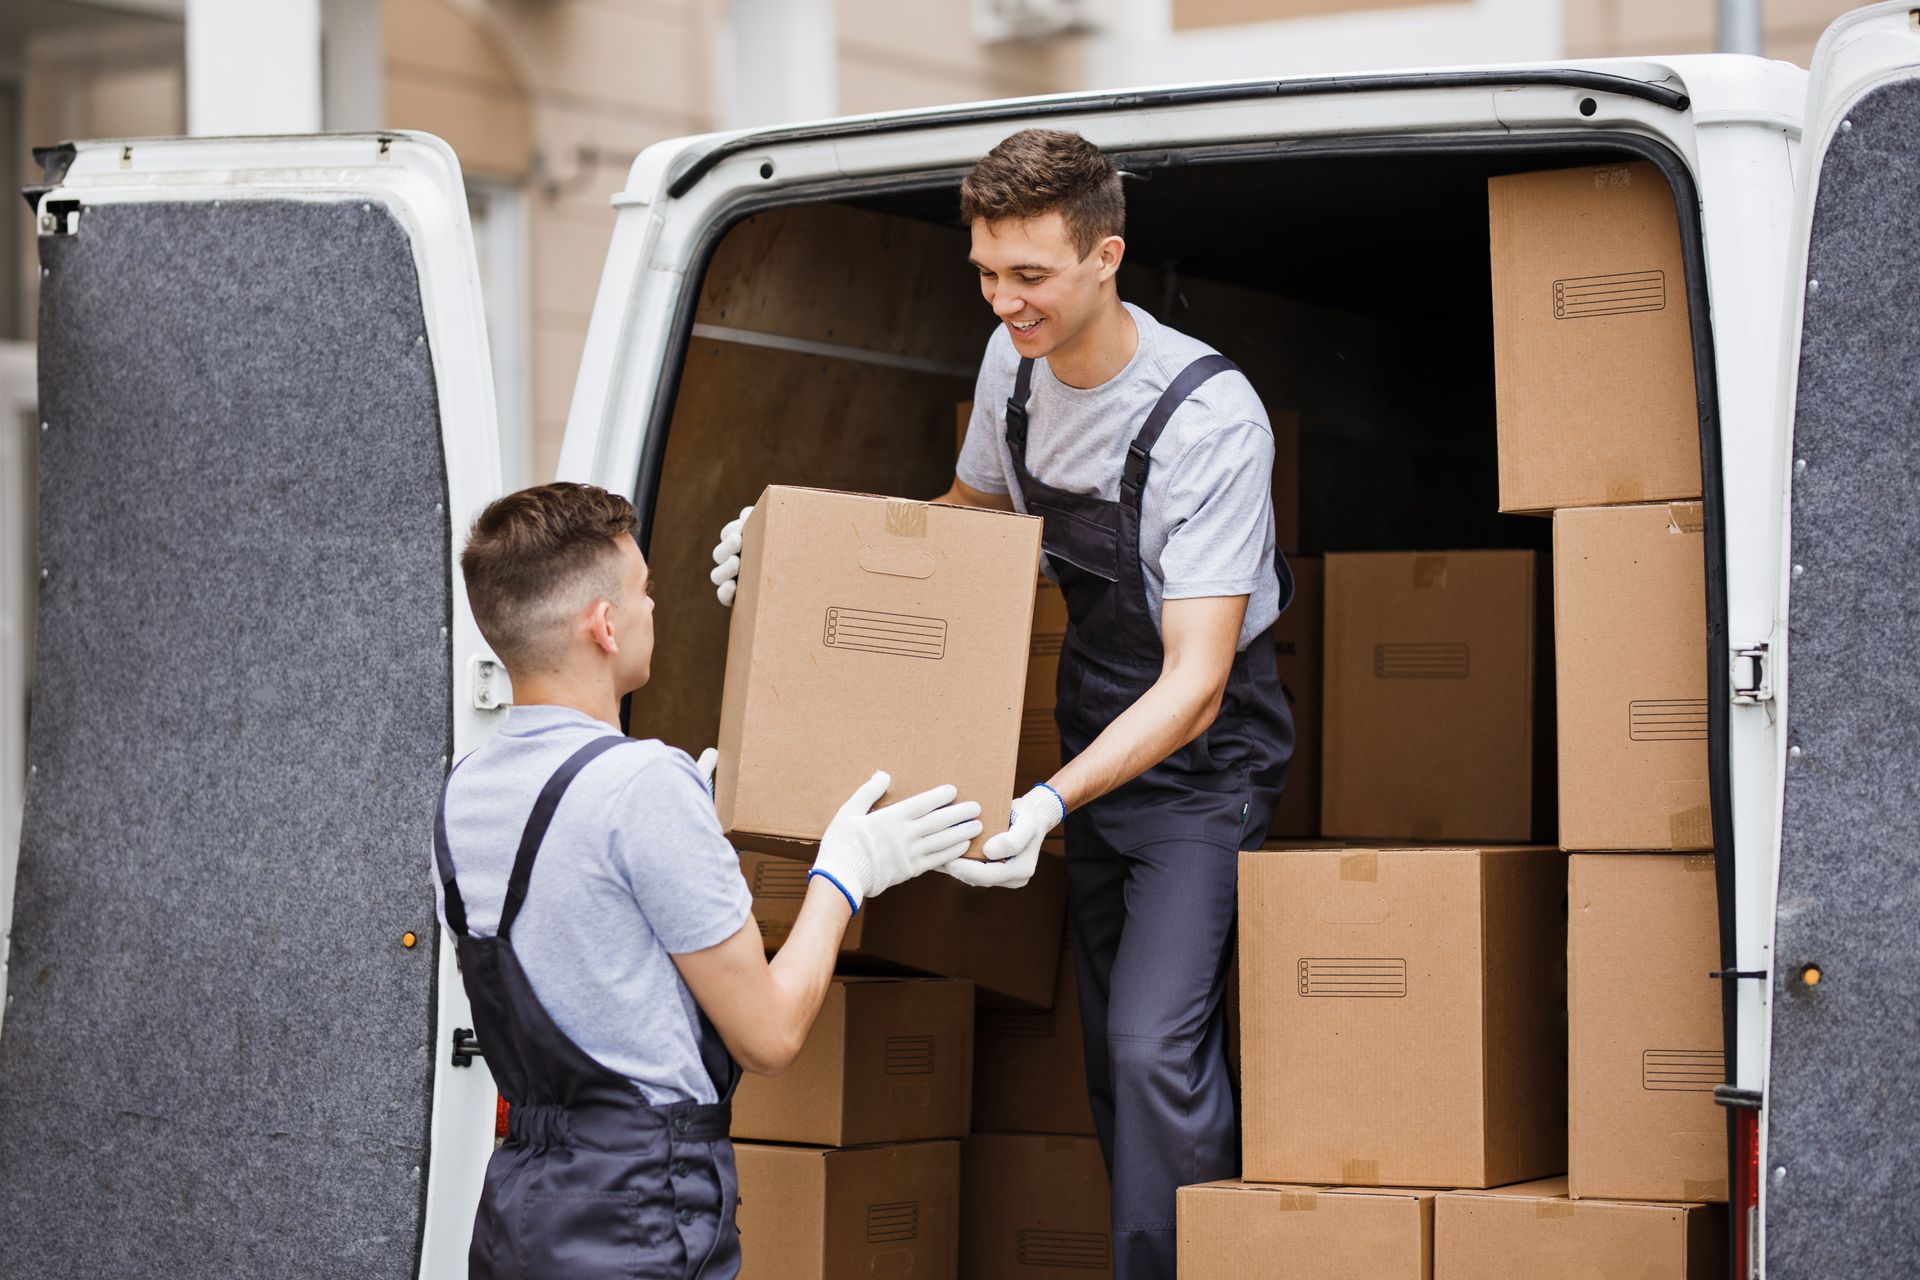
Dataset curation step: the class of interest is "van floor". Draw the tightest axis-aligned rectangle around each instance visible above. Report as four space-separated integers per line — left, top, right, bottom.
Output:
634 143 1651 753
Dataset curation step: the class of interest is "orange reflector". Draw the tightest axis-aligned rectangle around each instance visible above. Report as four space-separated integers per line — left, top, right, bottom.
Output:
495 1095 510 1141
401 932 418 949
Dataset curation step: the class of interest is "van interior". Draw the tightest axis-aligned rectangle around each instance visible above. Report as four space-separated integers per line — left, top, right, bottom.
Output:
629 144 1683 767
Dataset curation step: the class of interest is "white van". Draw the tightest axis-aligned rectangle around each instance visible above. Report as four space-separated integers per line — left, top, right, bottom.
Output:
3 3 1914 1277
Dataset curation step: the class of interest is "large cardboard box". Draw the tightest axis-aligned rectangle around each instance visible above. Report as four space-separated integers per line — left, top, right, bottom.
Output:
972 937 1094 1136
1554 503 1712 850
732 977 974 1146
1268 556 1322 838
1179 1181 1434 1278
1240 846 1567 1189
1488 161 1701 514
1016 576 1068 792
961 1134 1111 1280
1321 551 1552 842
717 485 1042 859
735 1140 960 1280
1434 1178 1726 1278
1569 855 1726 1202
741 848 1066 1008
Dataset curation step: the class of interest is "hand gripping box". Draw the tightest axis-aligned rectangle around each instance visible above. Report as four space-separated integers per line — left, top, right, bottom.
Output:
717 485 1042 859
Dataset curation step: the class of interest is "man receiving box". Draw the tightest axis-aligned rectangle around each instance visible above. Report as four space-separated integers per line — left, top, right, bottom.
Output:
711 130 1293 1280
436 483 980 1278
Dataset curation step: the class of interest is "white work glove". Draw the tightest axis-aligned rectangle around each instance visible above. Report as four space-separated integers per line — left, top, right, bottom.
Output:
695 747 718 797
939 785 1064 890
709 505 753 607
811 772 982 912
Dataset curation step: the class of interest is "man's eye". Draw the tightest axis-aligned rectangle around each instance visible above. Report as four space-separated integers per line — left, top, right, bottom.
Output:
1019 274 1047 285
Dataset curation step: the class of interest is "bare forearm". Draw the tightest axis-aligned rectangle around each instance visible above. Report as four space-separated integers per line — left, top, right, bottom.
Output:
1050 667 1221 811
757 879 854 1064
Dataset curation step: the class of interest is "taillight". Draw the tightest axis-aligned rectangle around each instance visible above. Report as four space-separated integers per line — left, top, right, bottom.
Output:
1733 1107 1762 1278
495 1094 511 1142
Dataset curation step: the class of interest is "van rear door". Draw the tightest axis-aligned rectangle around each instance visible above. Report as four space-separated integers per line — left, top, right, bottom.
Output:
1767 4 1920 1275
0 133 502 1280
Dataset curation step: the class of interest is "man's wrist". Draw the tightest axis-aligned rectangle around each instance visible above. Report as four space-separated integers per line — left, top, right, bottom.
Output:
807 867 860 916
1033 782 1067 827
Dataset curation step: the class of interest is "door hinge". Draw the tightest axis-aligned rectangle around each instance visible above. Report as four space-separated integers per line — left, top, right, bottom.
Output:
471 654 513 711
451 1027 483 1067
1731 643 1772 705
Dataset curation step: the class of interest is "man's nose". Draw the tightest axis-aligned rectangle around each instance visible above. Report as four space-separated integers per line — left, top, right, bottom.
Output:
991 286 1023 317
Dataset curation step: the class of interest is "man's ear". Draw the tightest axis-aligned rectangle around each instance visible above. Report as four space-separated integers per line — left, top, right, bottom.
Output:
1094 234 1126 282
586 598 619 655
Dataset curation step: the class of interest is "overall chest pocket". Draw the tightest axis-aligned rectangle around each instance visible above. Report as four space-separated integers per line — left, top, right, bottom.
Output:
1032 500 1123 583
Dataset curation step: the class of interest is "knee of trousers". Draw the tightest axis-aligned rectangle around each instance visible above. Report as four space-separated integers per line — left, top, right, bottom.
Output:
1105 1033 1194 1081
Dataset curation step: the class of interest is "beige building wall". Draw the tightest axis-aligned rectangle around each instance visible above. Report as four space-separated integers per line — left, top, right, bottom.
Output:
382 0 1081 483
1563 0 1859 66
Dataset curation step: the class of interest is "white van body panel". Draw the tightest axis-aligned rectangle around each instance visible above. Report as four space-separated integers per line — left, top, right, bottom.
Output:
33 131 509 1280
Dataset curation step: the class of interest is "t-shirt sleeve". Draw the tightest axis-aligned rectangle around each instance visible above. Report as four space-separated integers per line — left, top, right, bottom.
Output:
954 335 1012 496
1159 417 1276 600
608 752 753 955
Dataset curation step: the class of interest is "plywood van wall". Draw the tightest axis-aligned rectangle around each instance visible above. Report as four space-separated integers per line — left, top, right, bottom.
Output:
632 205 984 755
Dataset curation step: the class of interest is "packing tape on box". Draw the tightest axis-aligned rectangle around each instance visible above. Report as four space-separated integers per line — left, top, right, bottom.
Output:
1341 1158 1380 1186
1338 851 1379 883
1684 1179 1729 1202
886 498 929 538
1534 1199 1576 1220
1682 853 1715 874
1276 1190 1318 1212
1667 503 1705 534
1412 555 1449 590
1670 805 1713 849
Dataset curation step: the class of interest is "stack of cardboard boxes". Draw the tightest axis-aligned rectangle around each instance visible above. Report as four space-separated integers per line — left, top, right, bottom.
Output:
716 485 1090 1278
1181 160 1728 1277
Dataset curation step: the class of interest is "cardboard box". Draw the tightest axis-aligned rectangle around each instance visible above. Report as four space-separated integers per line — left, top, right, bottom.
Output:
961 1134 1111 1280
1240 846 1567 1188
732 977 974 1146
1489 161 1701 514
1179 1182 1434 1278
735 1140 960 1280
1016 576 1068 792
972 938 1094 1136
1554 503 1711 850
1268 555 1322 838
1434 1178 1726 1278
717 485 1042 859
741 848 1066 1008
1569 855 1726 1202
1321 551 1552 842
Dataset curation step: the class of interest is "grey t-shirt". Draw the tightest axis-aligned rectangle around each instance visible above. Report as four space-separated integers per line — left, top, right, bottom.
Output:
433 704 753 1105
956 303 1282 650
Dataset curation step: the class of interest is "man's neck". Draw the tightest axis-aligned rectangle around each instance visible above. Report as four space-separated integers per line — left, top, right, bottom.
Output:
510 672 624 732
1046 297 1138 390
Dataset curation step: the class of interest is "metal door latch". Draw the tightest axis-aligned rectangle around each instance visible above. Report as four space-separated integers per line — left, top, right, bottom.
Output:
471 654 513 710
452 1027 484 1067
1731 643 1771 705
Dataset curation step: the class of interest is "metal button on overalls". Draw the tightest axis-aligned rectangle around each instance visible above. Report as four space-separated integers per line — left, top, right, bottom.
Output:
435 736 743 1279
1004 353 1294 1280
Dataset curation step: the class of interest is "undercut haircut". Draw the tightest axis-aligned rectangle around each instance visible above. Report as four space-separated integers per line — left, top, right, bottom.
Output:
959 128 1124 259
460 482 638 672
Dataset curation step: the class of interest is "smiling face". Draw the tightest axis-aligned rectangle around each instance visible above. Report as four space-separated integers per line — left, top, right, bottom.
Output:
970 211 1124 364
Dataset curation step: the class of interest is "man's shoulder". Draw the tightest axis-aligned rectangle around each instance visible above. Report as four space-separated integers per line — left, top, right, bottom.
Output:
1140 319 1270 446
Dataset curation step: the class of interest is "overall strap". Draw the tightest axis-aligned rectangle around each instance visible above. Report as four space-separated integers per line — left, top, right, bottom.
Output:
1003 356 1038 461
1121 354 1240 505
497 735 633 938
432 754 476 937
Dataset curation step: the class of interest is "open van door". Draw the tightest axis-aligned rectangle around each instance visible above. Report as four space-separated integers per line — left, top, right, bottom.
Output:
0 134 502 1279
1768 4 1920 1276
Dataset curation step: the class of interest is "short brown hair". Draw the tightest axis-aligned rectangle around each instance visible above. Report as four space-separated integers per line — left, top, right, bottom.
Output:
460 482 637 671
959 129 1124 258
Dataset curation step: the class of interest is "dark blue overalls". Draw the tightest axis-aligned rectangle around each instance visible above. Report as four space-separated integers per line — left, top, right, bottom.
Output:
1005 354 1294 1279
433 736 743 1280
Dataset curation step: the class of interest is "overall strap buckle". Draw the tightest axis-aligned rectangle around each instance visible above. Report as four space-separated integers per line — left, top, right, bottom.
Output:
1121 443 1152 493
1004 399 1029 451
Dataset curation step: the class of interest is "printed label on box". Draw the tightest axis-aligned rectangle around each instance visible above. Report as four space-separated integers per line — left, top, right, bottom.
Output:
885 1035 936 1076
1641 1048 1723 1092
867 1201 920 1243
823 607 947 659
1372 642 1470 679
1554 269 1666 318
1628 698 1710 741
1017 1229 1109 1269
1297 957 1409 998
